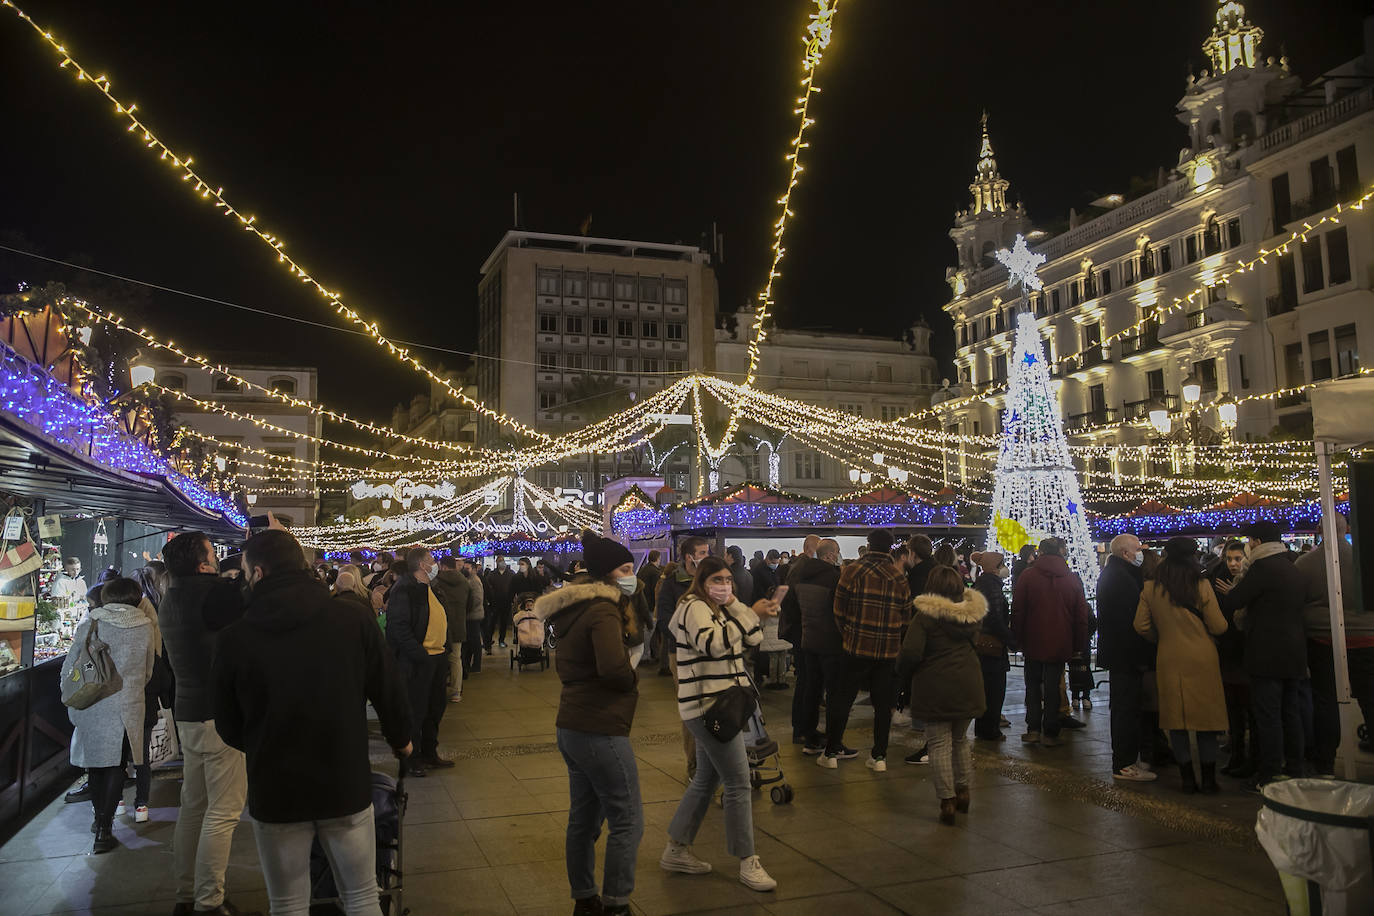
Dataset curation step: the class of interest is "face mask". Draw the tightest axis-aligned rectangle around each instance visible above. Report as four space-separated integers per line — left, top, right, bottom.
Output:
1132 551 1145 567
616 575 638 596
995 566 1011 579
707 583 733 605
767 563 778 571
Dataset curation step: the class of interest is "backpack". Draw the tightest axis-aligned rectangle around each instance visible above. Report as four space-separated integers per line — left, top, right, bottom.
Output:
62 619 123 709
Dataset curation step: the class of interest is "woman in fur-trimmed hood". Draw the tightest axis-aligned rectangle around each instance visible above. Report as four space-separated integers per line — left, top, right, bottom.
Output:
899 566 988 825
533 530 643 915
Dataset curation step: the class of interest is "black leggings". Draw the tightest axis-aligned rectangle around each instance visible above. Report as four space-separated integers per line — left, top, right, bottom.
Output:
89 736 132 830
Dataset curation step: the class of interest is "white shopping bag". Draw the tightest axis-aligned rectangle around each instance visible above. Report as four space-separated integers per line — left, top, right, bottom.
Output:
147 704 180 766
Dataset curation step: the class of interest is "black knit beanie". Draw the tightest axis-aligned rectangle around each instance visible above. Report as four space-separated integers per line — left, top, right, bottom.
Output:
580 530 634 578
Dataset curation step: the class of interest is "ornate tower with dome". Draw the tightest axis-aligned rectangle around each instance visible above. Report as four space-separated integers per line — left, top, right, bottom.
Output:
947 113 1031 298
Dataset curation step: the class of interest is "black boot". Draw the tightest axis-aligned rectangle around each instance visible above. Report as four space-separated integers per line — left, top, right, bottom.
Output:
1178 762 1198 795
92 823 118 854
1200 762 1220 794
572 897 604 915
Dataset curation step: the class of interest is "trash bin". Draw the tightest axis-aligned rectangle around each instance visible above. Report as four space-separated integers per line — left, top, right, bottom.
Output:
1256 778 1374 916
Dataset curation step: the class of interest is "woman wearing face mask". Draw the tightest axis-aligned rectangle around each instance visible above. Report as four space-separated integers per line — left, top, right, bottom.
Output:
661 556 782 894
533 531 643 916
970 552 1015 741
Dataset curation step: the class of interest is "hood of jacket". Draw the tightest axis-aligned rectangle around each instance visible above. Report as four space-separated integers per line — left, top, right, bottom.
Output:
434 569 466 588
1030 553 1072 579
532 578 639 641
791 555 840 586
913 588 988 626
240 569 332 633
89 602 153 628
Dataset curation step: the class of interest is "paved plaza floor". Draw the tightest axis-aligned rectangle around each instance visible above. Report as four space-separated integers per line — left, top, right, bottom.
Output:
0 655 1316 915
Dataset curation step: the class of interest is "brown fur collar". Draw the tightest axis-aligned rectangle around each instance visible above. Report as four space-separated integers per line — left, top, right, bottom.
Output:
532 580 640 643
913 588 988 625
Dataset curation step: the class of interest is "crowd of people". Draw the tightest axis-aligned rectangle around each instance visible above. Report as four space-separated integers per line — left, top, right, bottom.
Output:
50 512 1367 915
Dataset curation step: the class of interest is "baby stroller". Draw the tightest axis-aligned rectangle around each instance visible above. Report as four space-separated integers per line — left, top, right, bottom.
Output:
510 594 549 671
310 759 408 914
742 685 793 805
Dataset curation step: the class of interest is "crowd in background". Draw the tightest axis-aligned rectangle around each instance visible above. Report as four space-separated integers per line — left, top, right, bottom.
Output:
51 511 1366 916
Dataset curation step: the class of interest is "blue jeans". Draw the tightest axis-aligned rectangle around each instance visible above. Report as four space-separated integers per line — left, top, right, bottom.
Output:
1251 675 1305 782
669 717 754 858
555 728 643 906
252 806 380 916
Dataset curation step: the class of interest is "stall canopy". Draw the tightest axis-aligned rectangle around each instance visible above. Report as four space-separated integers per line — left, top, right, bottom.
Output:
0 341 245 537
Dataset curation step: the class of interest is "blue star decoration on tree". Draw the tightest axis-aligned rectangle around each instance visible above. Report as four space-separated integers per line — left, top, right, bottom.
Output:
1067 500 1079 515
995 234 1046 293
1023 351 1037 367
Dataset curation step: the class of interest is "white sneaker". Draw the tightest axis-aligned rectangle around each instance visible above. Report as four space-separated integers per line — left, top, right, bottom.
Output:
1112 764 1158 782
660 841 712 874
115 801 126 816
866 756 887 773
816 752 838 769
739 855 777 892
134 805 149 823
891 709 913 728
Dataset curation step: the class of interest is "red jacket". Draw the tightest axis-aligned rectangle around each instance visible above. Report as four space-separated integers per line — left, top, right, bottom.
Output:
1011 554 1091 663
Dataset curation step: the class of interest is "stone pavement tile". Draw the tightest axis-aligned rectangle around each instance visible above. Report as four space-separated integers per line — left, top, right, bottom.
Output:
402 818 487 874
501 751 569 780
457 791 553 820
872 876 1035 915
820 848 954 888
765 889 904 914
652 906 772 916
0 854 71 915
768 823 899 861
404 795 461 825
961 820 1120 861
437 771 527 801
494 857 579 911
465 812 566 865
747 837 854 902
400 865 516 914
890 825 1040 873
23 845 181 915
1140 841 1285 902
629 867 768 914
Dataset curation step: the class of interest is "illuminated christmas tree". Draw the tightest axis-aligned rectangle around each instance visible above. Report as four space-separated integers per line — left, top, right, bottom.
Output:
984 236 1097 597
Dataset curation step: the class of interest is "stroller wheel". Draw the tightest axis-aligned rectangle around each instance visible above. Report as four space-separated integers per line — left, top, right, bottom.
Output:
770 784 793 805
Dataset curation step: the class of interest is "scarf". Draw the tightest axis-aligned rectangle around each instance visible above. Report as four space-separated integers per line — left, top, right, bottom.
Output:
1232 541 1288 588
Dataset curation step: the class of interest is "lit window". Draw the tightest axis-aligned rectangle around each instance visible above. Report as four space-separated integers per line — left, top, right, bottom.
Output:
563 272 586 297
664 279 686 303
590 274 612 298
614 275 636 300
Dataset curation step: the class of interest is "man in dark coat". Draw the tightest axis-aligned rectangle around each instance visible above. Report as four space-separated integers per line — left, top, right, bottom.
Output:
159 530 251 916
726 546 754 616
655 537 709 676
906 534 938 597
1095 534 1156 781
482 557 514 652
386 548 453 777
783 539 841 751
970 551 1015 741
1219 521 1308 786
212 530 411 911
430 556 474 702
752 549 782 603
1011 538 1092 747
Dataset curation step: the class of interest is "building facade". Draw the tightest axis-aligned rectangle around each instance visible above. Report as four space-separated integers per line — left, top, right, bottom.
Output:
149 359 322 526
713 311 940 497
937 3 1372 483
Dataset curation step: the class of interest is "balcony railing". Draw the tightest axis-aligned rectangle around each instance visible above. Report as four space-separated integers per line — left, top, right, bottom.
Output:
1062 346 1110 374
1122 395 1180 420
1186 310 1210 330
1276 391 1309 409
1255 86 1374 157
1068 407 1118 428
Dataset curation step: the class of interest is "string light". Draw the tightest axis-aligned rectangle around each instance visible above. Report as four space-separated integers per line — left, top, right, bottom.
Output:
705 0 840 458
68 297 474 455
0 0 547 443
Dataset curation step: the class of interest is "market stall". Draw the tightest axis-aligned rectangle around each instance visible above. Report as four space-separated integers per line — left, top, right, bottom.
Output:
0 332 245 839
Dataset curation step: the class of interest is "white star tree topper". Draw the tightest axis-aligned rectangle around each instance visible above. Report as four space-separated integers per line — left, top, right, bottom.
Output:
995 234 1046 293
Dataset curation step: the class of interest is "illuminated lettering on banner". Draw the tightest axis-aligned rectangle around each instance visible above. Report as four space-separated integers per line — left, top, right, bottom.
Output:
365 514 553 536
350 478 457 509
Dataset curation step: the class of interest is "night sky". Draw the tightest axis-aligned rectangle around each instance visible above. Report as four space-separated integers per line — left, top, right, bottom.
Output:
1 0 1367 426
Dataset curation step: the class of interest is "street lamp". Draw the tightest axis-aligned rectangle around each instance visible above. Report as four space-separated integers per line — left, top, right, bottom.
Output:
130 364 156 388
1148 397 1172 435
872 452 885 465
1182 372 1202 406
848 468 861 484
1216 393 1238 430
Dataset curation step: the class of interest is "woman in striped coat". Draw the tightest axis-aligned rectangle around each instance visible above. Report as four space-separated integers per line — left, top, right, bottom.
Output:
659 556 782 893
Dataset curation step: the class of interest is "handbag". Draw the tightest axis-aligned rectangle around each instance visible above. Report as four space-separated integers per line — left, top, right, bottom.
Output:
147 702 180 766
972 632 1004 658
61 619 123 709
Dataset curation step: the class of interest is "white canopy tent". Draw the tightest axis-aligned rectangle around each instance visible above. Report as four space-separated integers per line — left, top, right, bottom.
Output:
1310 377 1373 780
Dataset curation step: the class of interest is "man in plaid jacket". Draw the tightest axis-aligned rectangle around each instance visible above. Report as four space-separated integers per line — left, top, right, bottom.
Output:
818 530 912 772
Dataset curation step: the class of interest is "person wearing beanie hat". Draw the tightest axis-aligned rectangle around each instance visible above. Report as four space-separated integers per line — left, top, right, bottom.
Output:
1220 521 1306 789
534 531 642 915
